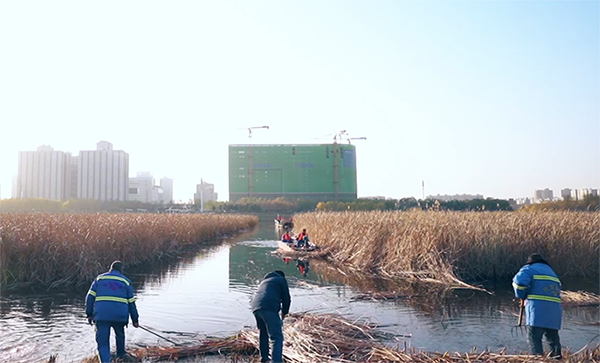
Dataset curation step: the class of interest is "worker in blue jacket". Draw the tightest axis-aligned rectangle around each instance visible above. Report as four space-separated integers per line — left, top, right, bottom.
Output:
86 261 140 363
513 253 562 358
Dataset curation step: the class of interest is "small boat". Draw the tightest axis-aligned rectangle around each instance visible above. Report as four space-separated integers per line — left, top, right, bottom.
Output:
277 241 318 253
274 219 294 230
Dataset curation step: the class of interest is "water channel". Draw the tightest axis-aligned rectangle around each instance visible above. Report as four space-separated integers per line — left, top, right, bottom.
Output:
1 216 598 363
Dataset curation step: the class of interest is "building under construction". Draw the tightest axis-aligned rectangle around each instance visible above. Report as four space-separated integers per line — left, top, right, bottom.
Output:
228 144 357 202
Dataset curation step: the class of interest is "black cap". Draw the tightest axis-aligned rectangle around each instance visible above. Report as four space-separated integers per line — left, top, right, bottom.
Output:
274 270 285 278
110 260 123 272
527 253 547 265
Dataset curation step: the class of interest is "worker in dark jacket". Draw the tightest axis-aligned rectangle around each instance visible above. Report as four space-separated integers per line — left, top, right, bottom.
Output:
86 261 140 363
251 270 291 363
513 253 562 358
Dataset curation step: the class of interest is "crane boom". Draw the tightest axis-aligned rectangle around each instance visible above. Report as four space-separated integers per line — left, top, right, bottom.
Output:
245 125 269 197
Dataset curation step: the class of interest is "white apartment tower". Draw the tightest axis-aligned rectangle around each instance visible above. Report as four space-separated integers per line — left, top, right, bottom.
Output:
129 172 157 203
194 180 218 204
533 188 553 203
70 155 79 199
17 145 72 200
78 141 129 201
11 175 17 198
160 177 174 203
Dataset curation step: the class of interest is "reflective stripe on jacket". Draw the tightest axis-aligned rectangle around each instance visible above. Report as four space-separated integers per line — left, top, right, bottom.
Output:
86 270 139 323
513 262 562 330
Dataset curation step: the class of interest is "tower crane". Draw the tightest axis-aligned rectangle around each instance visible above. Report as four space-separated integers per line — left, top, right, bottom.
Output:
331 130 366 200
247 125 269 139
243 126 270 197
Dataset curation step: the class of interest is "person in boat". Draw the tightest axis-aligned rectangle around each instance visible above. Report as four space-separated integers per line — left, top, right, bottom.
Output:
281 231 293 244
296 229 309 248
251 271 291 363
276 214 282 222
513 253 562 359
86 260 140 363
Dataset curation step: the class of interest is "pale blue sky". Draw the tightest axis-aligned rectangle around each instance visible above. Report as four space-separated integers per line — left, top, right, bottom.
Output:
1 1 598 202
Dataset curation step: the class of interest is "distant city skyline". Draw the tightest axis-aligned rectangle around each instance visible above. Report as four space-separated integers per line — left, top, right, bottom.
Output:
7 140 598 204
1 1 598 202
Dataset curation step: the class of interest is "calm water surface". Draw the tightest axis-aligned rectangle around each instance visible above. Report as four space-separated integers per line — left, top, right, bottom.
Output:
1 217 598 363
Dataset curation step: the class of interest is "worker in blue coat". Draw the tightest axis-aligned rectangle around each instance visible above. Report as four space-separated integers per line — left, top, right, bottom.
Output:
512 253 562 358
86 261 140 363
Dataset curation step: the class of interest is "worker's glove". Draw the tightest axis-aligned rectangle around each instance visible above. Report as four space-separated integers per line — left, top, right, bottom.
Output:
87 316 94 325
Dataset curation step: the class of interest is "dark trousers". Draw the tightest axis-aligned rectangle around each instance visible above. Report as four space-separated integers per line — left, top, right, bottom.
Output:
528 326 561 358
95 321 127 363
253 309 283 363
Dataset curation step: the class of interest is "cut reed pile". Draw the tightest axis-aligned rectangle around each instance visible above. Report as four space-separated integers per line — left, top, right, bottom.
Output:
292 211 599 288
0 213 258 288
87 314 378 362
77 313 600 362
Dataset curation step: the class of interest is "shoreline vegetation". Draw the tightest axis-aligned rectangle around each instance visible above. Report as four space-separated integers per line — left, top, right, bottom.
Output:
71 312 600 363
291 210 599 290
0 213 258 289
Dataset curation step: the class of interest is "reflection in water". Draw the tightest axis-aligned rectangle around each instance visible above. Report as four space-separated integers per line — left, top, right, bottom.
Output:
0 216 598 363
280 257 312 277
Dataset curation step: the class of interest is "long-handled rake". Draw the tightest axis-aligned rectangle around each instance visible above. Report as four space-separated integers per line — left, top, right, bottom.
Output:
139 325 182 346
511 299 526 336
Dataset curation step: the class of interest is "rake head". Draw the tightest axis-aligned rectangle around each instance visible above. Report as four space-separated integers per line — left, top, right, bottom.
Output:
511 299 526 337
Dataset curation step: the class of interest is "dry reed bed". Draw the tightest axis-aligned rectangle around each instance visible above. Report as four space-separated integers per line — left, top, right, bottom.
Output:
0 213 258 288
562 291 600 307
78 313 600 362
292 211 599 288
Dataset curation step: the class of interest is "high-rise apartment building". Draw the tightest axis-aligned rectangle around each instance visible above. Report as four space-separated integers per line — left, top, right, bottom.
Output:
17 145 72 200
577 188 598 200
570 189 579 200
70 155 78 199
129 172 165 203
11 176 17 198
78 141 129 201
194 180 218 205
160 177 174 203
129 172 153 203
533 188 553 203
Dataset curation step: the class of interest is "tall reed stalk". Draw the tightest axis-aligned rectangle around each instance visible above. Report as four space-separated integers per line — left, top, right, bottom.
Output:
293 211 599 287
0 212 257 288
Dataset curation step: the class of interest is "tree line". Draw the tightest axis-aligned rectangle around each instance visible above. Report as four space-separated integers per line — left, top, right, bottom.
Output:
315 198 512 211
519 195 599 212
3 195 596 213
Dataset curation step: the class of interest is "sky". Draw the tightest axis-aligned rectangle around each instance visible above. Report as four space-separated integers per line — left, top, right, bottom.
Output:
1 1 598 202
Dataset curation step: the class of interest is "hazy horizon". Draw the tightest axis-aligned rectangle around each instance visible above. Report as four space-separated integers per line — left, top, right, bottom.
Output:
1 1 598 202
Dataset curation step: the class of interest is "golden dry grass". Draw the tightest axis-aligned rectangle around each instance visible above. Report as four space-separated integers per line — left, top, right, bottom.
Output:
0 212 258 288
561 290 600 307
291 211 599 288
